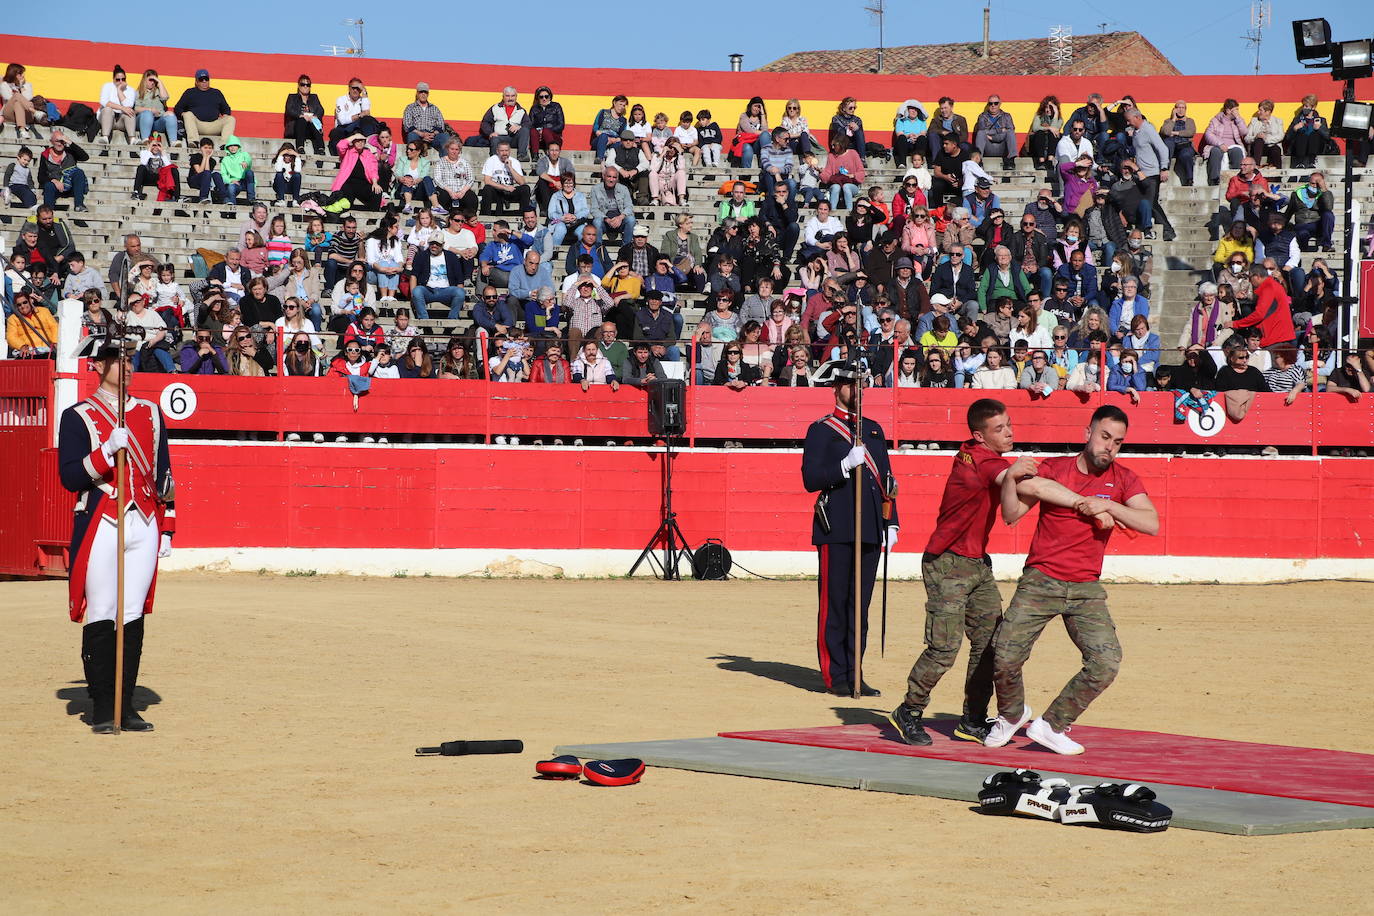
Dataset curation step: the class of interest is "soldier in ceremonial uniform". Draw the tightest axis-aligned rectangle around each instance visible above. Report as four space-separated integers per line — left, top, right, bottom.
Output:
801 360 898 697
58 334 175 734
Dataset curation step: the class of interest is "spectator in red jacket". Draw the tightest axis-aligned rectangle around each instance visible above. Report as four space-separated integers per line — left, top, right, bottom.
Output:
1231 263 1294 348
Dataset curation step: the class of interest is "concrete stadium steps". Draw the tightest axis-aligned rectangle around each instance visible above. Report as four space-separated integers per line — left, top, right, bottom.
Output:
4 128 1369 352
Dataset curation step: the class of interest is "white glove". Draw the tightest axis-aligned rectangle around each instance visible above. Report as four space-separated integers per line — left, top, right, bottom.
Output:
840 444 866 473
158 534 173 558
885 527 899 552
101 427 130 461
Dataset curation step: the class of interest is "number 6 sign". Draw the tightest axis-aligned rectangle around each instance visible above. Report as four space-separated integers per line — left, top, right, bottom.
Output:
159 383 198 421
1186 401 1226 438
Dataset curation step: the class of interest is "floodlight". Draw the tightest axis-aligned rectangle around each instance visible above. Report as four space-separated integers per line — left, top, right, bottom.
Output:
1292 18 1332 61
1331 38 1373 81
1331 100 1372 140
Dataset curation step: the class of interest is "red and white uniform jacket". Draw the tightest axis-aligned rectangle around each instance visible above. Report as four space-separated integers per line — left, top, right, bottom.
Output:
58 389 175 622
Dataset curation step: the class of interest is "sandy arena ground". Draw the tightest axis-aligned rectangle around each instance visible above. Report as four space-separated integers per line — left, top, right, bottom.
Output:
2 574 1371 913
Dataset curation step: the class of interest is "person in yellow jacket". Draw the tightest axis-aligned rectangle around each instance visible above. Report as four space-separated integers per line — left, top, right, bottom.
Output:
1212 218 1255 277
6 289 59 357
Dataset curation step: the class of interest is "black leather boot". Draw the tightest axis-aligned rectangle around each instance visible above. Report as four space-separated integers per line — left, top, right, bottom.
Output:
82 621 117 734
120 617 154 732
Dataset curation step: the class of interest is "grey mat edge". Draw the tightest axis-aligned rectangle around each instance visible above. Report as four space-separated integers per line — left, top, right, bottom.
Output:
555 738 1374 837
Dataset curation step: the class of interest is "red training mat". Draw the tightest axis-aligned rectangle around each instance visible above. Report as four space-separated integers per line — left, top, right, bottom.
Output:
717 723 1374 809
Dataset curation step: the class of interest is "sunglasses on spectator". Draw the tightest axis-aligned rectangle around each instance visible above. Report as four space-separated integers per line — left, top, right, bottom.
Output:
1053 334 1068 340
345 347 361 353
482 294 499 300
285 304 299 310
880 316 895 323
195 334 212 342
299 81 311 87
841 310 857 317
537 93 551 100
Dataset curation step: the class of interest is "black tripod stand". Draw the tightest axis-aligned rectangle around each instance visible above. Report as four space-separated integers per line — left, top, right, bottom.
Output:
627 434 695 579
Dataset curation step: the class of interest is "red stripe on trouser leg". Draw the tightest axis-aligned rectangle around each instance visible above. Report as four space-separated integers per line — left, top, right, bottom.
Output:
817 544 831 688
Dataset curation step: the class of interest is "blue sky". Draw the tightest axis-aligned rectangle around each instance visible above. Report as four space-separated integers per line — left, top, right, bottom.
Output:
5 1 1368 76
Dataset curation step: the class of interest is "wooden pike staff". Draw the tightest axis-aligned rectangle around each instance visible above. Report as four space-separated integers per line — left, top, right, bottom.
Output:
110 275 131 733
851 357 864 700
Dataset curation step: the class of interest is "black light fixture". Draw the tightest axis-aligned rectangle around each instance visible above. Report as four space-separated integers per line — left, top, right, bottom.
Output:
1292 18 1332 61
1330 38 1373 81
1330 100 1372 140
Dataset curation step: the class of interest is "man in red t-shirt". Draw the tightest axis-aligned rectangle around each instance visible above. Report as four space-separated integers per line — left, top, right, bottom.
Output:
888 399 1040 747
986 405 1159 755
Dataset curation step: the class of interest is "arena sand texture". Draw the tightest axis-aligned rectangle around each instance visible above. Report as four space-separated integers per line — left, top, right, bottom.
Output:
3 575 1371 913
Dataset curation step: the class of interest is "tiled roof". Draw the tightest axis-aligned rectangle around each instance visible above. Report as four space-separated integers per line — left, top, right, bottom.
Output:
760 31 1181 77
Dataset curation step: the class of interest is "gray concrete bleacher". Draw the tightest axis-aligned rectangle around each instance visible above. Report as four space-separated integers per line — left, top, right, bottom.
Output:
1 131 1368 353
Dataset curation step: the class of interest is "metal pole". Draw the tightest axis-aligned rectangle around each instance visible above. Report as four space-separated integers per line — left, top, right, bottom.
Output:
851 369 863 699
1340 77 1356 352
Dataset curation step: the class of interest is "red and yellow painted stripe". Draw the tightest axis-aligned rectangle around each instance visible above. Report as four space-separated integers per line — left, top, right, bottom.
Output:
2 34 1364 149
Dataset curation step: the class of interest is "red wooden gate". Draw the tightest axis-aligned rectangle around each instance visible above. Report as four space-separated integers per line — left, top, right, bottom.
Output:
0 362 68 577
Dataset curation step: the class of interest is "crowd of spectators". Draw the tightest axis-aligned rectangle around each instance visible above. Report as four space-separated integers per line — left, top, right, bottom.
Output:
3 62 1373 422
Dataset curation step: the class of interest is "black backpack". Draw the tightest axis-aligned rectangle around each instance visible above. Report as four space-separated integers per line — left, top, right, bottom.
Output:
61 102 99 142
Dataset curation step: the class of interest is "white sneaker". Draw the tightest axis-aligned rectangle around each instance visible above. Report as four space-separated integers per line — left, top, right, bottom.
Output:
1026 717 1084 755
286 432 301 441
312 433 324 443
335 435 347 443
377 436 388 444
362 435 376 443
984 706 1033 748
509 436 520 445
495 435 507 445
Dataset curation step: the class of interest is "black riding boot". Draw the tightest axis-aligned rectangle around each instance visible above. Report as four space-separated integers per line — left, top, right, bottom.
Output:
81 621 117 734
120 617 154 732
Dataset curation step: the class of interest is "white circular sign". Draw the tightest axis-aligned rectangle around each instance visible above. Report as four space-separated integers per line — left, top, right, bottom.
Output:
159 383 198 421
1186 401 1226 438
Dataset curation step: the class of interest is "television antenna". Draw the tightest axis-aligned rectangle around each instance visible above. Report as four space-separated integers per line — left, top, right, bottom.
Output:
1241 1 1272 75
322 18 365 57
1049 25 1073 72
863 0 886 73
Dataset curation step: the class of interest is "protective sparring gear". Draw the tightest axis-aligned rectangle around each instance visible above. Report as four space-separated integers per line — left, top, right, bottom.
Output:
535 755 584 779
1058 783 1173 832
582 758 645 787
977 769 1071 820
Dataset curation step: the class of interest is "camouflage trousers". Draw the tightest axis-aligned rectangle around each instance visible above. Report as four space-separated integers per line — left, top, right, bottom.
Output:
902 552 1001 720
992 566 1122 731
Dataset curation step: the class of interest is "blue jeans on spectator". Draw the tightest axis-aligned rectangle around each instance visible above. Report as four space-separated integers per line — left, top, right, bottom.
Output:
797 186 826 208
593 132 617 163
132 347 174 373
369 260 402 295
1134 198 1153 231
42 169 88 209
1295 213 1335 249
304 302 323 327
827 183 858 210
136 111 178 142
273 171 302 201
406 130 451 154
594 212 635 243
396 175 435 206
188 170 224 202
412 285 464 319
1033 266 1055 298
759 171 796 199
739 141 758 168
223 169 256 204
1163 137 1196 185
8 183 36 207
547 220 588 250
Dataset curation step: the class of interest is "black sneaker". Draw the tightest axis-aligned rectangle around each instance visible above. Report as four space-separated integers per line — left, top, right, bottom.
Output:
887 704 932 746
953 716 991 743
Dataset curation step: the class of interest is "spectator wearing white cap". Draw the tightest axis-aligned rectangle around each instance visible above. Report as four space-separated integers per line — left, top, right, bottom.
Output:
403 83 450 153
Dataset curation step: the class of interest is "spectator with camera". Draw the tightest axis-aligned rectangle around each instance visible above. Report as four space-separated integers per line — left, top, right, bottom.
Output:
179 327 230 374
1285 95 1329 170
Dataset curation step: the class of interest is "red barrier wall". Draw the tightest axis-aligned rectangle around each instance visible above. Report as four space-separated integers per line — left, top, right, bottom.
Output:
168 444 1374 559
107 374 1374 450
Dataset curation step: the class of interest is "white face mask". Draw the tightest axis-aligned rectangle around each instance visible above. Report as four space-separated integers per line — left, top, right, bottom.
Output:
1231 264 1243 274
1121 361 1135 373
1128 239 1143 250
